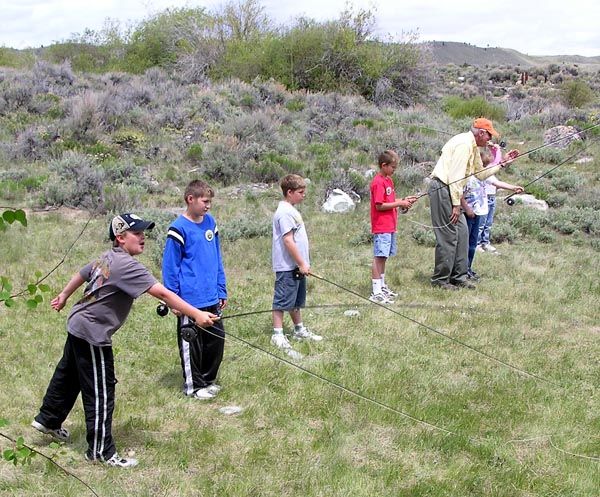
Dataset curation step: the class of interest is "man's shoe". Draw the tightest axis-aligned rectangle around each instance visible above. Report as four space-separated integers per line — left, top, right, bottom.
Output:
467 271 480 281
453 280 476 289
293 327 323 341
432 282 459 291
476 245 485 253
483 243 497 252
381 285 398 298
369 292 394 304
31 420 70 442
193 387 216 400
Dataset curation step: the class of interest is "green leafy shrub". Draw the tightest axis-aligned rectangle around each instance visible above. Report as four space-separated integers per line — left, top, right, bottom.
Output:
561 79 594 108
186 143 204 164
442 96 505 120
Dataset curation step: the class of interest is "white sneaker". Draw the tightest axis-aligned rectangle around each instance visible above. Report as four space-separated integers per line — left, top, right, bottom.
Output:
86 452 139 468
206 384 221 396
271 334 303 359
381 285 398 298
105 453 138 468
271 334 292 349
193 387 216 400
485 244 497 252
31 420 70 442
293 327 323 341
369 292 394 304
476 245 485 253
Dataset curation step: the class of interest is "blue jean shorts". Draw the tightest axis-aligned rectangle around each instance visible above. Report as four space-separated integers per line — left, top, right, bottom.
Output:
272 270 306 310
373 233 397 257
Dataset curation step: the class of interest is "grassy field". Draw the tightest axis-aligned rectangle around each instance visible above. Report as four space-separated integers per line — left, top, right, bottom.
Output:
1 190 599 497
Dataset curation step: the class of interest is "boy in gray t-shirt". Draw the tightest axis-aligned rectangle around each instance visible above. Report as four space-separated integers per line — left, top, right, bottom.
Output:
271 175 323 358
32 213 218 468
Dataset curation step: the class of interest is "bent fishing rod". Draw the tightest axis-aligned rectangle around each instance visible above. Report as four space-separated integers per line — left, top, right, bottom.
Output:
503 135 599 205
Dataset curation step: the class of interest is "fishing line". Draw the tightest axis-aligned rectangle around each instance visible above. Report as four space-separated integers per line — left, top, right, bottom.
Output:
184 320 599 462
503 135 600 205
308 273 559 386
217 326 455 435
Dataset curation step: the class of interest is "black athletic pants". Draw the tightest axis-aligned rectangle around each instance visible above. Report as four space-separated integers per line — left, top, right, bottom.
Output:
177 304 225 396
35 333 116 460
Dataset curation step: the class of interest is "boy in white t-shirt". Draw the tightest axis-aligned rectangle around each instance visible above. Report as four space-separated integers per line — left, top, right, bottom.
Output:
271 174 322 359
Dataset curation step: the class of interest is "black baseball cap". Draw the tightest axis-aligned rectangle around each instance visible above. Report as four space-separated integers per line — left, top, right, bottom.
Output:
109 213 155 241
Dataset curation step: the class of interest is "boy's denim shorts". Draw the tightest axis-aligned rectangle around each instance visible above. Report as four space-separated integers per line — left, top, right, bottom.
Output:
272 270 306 310
373 232 397 257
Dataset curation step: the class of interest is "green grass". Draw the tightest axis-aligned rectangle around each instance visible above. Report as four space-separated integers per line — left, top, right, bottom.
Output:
1 195 599 496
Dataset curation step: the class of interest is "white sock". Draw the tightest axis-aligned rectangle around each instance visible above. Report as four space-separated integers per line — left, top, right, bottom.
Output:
273 328 283 335
372 279 382 294
381 273 386 287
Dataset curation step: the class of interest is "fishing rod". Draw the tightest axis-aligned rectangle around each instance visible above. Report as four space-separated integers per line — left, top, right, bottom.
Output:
411 122 600 202
503 135 599 205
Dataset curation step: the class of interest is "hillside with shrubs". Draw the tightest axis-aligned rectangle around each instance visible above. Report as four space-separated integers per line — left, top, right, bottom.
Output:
1 1 599 251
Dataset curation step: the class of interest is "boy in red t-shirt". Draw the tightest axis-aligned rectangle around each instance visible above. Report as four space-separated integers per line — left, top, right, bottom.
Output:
369 150 417 303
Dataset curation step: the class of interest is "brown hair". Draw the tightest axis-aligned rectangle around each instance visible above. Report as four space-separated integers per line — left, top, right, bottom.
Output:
184 179 214 204
280 174 306 195
377 150 399 167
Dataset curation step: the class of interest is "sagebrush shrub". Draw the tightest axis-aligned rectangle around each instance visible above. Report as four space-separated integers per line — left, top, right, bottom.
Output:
44 151 105 210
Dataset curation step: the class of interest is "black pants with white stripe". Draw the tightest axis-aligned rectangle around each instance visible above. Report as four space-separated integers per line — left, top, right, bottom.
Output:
35 333 116 460
177 304 225 396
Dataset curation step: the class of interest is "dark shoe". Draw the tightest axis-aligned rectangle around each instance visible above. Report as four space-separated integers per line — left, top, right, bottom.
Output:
453 280 476 289
432 282 459 291
467 271 480 281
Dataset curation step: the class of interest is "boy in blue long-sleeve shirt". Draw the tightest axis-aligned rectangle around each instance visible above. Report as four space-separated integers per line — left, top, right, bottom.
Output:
162 180 227 400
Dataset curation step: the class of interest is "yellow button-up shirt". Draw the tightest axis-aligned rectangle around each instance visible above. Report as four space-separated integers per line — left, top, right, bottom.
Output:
430 131 502 205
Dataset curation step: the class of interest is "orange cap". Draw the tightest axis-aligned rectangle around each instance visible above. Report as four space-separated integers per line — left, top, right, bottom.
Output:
473 118 499 138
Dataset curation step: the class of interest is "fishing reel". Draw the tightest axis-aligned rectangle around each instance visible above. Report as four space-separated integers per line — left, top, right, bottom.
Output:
156 302 169 317
180 322 199 342
505 197 516 206
499 140 507 149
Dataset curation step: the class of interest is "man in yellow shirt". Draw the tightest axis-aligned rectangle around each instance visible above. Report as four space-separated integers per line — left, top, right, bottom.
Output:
428 118 519 290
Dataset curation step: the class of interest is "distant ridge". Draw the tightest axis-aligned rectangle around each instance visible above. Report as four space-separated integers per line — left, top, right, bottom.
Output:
423 41 600 67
